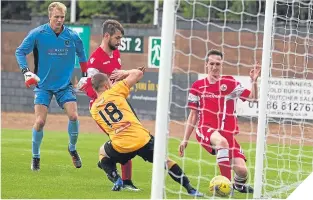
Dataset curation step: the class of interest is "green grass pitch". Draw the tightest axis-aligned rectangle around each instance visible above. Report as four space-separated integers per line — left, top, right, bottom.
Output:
2 129 312 199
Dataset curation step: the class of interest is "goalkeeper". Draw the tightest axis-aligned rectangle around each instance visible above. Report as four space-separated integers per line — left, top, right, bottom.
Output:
89 70 203 197
179 49 260 193
15 2 87 171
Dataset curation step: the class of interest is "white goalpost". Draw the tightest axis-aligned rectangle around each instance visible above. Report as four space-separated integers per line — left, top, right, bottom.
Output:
151 0 176 199
253 0 275 198
152 0 313 199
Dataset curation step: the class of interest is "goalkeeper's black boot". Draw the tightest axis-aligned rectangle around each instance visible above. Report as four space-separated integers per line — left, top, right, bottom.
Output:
31 157 40 171
68 147 82 168
233 184 254 193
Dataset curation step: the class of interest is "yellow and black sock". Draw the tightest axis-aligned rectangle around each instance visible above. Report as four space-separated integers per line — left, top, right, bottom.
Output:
167 162 194 192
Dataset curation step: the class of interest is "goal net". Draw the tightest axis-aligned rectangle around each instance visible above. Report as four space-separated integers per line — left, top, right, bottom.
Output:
158 0 313 199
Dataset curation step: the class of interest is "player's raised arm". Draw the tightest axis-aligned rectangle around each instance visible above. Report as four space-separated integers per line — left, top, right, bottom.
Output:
110 66 146 82
122 69 144 88
233 63 261 102
247 63 261 102
15 30 40 88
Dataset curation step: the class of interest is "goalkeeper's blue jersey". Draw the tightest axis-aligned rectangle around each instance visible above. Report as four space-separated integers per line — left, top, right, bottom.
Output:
15 23 87 90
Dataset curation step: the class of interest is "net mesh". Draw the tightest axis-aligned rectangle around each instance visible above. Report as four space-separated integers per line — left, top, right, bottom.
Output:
164 0 313 199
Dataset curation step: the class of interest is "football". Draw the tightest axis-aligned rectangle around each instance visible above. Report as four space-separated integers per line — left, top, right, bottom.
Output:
209 175 232 197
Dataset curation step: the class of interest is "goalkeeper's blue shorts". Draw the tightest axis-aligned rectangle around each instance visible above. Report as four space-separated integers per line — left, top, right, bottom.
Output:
34 84 76 109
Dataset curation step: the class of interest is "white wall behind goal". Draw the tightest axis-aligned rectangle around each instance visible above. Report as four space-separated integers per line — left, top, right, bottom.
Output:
198 74 313 120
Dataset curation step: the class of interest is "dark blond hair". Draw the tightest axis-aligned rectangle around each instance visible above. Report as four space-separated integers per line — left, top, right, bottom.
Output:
102 19 124 36
91 73 109 92
48 2 67 17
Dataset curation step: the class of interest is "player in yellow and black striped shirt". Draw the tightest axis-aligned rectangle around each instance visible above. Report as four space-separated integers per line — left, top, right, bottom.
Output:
89 69 203 196
90 78 151 153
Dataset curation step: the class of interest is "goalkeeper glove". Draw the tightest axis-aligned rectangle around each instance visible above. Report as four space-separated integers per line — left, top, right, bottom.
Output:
77 62 89 91
22 68 40 88
77 77 88 91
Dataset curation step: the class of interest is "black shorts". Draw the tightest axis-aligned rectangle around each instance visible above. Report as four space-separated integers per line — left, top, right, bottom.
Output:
104 135 155 165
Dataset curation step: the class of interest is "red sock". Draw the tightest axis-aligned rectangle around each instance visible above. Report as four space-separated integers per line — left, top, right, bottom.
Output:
217 148 231 180
121 160 132 180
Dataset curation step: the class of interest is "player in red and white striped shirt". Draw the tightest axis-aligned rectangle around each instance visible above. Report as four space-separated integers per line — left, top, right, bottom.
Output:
179 49 260 194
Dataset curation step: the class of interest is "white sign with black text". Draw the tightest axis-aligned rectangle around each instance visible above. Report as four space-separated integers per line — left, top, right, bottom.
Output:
198 74 313 120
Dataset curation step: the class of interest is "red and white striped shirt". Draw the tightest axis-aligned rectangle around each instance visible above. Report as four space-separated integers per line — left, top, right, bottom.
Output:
188 76 250 133
84 47 122 100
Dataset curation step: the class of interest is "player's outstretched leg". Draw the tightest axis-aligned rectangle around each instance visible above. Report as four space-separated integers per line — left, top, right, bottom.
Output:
166 159 204 197
97 159 139 191
97 161 115 183
216 147 232 180
68 120 82 168
63 100 82 168
98 156 123 191
121 160 140 191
